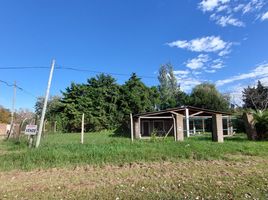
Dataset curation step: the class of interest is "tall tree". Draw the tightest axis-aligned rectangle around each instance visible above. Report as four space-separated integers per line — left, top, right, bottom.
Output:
242 81 268 110
189 83 230 111
61 74 121 132
158 63 187 109
120 73 155 115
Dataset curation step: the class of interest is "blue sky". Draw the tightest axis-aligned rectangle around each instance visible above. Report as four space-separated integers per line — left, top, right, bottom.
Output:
0 0 268 110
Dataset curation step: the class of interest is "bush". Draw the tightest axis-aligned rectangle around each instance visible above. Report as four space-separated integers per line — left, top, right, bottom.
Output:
252 110 268 140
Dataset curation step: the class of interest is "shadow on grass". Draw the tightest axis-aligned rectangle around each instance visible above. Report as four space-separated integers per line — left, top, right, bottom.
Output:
189 135 212 141
189 134 251 143
109 126 131 138
224 136 248 142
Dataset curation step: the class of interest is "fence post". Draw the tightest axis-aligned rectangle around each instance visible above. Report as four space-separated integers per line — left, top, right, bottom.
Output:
81 113 84 144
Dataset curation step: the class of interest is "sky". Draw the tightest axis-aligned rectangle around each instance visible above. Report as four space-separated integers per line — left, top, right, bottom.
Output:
0 0 268 110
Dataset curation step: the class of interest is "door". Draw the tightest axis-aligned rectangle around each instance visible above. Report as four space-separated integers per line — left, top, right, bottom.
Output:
142 121 150 136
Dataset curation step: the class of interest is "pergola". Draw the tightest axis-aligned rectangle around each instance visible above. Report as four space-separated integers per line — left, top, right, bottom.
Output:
130 106 233 143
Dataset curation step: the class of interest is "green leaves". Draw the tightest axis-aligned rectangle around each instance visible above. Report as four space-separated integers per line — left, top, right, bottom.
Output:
158 63 187 109
252 109 268 139
243 81 268 110
189 83 230 112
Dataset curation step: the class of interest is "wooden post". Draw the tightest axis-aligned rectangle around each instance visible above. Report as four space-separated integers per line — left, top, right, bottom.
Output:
185 108 190 137
81 113 84 144
138 117 141 138
175 114 184 141
212 114 224 142
18 118 27 140
134 117 141 139
29 135 34 148
227 116 233 135
54 121 57 133
7 81 16 139
172 115 177 141
193 119 196 134
130 113 134 142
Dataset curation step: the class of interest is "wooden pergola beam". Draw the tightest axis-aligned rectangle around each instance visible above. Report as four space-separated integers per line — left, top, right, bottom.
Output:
139 116 172 119
190 111 204 117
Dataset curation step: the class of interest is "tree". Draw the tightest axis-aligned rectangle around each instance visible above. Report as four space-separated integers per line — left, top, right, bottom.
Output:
189 83 230 111
15 108 35 123
252 109 268 140
158 63 187 109
35 95 65 132
115 73 159 134
0 106 10 123
61 74 122 132
242 81 268 110
120 73 156 115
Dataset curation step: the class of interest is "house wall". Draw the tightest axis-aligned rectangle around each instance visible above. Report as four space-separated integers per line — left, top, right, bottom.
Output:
0 123 7 136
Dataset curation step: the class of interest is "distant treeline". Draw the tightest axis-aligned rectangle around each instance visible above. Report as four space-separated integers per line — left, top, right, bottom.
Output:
35 64 231 133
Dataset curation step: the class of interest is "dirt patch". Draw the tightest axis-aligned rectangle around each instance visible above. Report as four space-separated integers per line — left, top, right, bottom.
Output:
0 158 268 199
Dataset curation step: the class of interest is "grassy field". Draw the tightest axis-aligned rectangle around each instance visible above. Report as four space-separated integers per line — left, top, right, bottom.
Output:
0 131 268 199
0 131 268 171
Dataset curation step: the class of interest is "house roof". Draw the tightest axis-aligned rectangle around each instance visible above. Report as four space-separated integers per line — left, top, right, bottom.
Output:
133 106 232 117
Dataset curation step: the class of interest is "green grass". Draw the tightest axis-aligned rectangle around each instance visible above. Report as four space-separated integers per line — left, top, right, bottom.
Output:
0 131 268 171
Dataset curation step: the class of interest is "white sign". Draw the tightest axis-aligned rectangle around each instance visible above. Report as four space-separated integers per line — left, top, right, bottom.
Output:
25 125 38 135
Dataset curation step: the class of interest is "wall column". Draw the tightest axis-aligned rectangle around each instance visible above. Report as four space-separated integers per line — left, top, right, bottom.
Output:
175 114 184 141
185 108 190 137
134 117 141 139
212 114 224 142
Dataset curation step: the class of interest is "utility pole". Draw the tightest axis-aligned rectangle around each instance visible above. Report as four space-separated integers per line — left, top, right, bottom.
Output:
81 113 84 144
35 59 55 148
7 81 16 139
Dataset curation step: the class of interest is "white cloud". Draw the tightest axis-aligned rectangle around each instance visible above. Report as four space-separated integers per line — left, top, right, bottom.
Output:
216 63 268 86
174 70 190 78
198 0 267 26
199 0 230 12
261 11 268 21
242 0 264 14
211 59 224 69
177 76 202 91
205 69 216 73
210 14 245 27
185 54 209 70
167 36 232 54
174 70 189 75
233 4 244 12
216 5 229 12
174 69 204 91
225 84 245 106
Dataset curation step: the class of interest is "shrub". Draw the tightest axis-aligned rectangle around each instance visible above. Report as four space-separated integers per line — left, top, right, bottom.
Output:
252 110 268 140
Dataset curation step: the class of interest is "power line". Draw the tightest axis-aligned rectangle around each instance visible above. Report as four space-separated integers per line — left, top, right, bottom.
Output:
0 66 49 70
0 80 13 87
0 64 158 79
0 79 38 99
56 64 157 79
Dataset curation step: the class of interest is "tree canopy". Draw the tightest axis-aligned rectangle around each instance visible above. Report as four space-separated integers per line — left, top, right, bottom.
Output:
189 83 230 112
34 65 231 133
158 63 187 109
242 81 268 110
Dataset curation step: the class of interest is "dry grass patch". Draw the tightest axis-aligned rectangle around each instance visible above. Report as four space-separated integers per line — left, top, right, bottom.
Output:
0 158 268 199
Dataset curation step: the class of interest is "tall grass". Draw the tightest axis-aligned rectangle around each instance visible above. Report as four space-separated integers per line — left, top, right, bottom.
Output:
0 131 267 171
